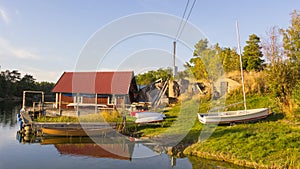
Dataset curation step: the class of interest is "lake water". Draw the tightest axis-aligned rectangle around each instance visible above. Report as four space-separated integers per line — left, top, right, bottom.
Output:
0 101 244 169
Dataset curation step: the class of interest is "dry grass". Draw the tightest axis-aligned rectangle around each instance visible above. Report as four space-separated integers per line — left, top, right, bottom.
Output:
226 71 268 95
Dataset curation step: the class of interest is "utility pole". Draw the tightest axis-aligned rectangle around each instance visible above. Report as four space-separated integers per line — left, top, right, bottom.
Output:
173 41 176 78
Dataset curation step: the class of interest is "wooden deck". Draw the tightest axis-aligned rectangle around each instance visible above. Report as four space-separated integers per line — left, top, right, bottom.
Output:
20 110 33 124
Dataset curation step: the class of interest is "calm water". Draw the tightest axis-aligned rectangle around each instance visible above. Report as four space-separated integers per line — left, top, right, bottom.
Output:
0 101 244 169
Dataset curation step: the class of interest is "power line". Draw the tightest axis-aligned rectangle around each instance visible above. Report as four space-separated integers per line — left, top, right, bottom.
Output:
176 0 197 41
174 0 190 41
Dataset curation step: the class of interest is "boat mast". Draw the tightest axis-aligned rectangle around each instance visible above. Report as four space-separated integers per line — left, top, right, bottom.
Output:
236 20 247 111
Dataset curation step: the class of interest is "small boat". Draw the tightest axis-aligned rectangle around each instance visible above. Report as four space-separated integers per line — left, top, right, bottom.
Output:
198 108 269 124
42 127 112 137
135 115 164 124
134 111 166 119
130 110 145 117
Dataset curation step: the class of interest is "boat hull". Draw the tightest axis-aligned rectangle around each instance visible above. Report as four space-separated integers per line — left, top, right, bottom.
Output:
134 111 166 119
198 108 269 124
42 127 112 137
135 116 164 124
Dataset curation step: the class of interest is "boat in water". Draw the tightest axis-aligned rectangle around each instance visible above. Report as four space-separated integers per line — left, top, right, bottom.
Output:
42 127 112 137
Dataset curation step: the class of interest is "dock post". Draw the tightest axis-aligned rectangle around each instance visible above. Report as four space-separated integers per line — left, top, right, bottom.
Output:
59 92 62 116
22 91 26 110
95 93 98 113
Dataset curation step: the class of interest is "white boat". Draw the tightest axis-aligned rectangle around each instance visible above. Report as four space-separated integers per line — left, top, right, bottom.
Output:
198 108 269 124
134 111 166 119
135 115 164 124
197 21 269 124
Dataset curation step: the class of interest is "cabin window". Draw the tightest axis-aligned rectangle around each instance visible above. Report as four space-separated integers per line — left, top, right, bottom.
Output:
74 96 83 104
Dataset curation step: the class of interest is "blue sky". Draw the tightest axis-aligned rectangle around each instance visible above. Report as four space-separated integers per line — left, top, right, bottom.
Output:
0 0 299 82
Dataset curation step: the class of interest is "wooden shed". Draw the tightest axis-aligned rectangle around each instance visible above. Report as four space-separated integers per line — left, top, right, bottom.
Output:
52 71 138 110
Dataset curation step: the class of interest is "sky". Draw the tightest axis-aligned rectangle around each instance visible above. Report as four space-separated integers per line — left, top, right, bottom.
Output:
0 0 299 82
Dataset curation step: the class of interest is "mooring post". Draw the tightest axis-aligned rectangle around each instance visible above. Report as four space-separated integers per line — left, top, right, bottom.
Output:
22 91 26 111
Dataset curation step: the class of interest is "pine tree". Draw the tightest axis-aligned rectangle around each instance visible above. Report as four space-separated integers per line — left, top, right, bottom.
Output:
242 34 264 71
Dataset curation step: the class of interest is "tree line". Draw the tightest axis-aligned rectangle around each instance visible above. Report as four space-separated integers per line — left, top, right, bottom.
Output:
0 70 55 99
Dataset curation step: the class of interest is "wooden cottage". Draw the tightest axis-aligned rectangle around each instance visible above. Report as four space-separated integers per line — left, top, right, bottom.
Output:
52 71 138 110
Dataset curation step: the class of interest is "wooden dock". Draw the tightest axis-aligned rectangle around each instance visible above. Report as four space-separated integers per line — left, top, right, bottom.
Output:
20 110 33 124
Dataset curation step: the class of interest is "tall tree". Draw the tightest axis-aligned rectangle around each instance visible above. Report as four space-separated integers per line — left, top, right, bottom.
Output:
136 68 172 85
281 10 300 63
187 40 225 81
186 39 209 80
242 34 264 71
220 47 240 73
281 10 300 85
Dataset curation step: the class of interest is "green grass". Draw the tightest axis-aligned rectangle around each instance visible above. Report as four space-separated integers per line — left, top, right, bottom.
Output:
181 94 300 168
35 110 122 123
184 121 300 168
133 98 199 138
36 116 79 122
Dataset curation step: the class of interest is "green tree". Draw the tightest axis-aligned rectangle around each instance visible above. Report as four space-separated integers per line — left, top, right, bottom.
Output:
186 39 209 80
35 81 55 95
16 74 36 96
220 47 240 73
281 10 300 84
136 68 172 85
281 10 300 63
242 34 264 71
187 40 225 81
0 74 6 98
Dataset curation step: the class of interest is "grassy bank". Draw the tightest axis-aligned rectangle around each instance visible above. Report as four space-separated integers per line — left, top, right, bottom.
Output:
181 94 300 168
184 120 300 168
135 94 300 168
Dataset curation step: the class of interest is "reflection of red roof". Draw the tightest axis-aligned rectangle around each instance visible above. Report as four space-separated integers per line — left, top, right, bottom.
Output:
52 71 134 94
55 144 132 160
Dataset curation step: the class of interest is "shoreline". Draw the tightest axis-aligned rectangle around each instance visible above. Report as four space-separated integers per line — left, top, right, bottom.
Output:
180 119 299 169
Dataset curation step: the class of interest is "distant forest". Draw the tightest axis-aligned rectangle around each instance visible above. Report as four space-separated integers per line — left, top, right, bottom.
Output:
0 70 55 99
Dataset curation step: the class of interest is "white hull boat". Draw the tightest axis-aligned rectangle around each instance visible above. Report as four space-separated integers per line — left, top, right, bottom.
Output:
134 111 166 119
198 108 269 124
135 115 164 124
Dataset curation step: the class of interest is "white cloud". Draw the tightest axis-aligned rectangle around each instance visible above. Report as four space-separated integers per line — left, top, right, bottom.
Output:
0 7 9 23
0 38 40 60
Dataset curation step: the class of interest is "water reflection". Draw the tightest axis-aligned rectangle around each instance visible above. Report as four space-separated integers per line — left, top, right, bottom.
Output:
0 101 20 127
43 136 134 160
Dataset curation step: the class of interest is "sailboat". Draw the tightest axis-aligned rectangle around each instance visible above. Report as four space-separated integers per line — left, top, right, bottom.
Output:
198 21 270 124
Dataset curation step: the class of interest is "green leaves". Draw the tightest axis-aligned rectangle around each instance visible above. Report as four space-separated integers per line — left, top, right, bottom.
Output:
242 34 264 71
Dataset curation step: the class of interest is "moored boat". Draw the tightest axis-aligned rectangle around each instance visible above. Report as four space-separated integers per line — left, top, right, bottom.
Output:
42 127 112 137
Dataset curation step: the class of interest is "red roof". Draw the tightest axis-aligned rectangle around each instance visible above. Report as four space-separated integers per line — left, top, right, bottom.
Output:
55 144 132 160
52 71 134 94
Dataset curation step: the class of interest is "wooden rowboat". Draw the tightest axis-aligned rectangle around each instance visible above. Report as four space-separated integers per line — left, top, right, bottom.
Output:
42 127 112 137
